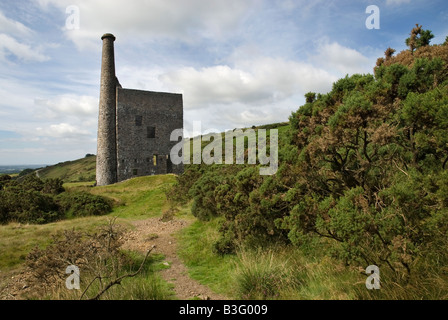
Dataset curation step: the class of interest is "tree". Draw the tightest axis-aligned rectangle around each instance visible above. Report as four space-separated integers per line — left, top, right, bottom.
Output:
405 24 434 53
304 92 316 104
18 168 35 177
0 174 11 190
375 57 385 68
384 47 396 60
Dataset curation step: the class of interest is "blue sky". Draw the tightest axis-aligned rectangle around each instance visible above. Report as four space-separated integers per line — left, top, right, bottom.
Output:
0 0 447 165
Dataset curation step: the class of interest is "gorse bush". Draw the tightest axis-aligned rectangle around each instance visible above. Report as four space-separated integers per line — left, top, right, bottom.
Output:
56 192 113 218
283 43 448 279
0 175 64 224
0 174 12 190
169 27 448 296
0 175 112 224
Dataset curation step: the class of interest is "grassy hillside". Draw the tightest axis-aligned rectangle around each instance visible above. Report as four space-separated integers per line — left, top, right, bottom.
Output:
37 155 96 183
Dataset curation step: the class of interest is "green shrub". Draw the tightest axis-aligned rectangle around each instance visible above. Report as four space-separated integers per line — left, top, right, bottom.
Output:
20 175 44 191
0 175 110 224
0 174 11 190
42 178 65 195
0 187 62 224
56 192 113 218
18 168 36 177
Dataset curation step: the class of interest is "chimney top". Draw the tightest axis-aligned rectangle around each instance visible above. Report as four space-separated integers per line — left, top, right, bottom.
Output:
101 33 116 41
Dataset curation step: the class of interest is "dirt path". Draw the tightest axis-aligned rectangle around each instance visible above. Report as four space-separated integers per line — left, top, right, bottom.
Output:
122 217 228 300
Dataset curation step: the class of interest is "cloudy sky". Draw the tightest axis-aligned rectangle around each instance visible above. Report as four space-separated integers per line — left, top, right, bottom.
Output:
0 0 447 165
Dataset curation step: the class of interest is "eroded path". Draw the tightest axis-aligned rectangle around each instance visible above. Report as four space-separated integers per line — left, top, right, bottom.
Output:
122 217 228 300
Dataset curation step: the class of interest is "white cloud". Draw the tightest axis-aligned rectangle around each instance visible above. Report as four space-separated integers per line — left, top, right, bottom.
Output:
385 0 411 6
36 123 91 138
0 147 46 154
182 95 299 138
155 40 372 132
37 0 258 50
30 95 98 144
116 65 169 93
311 41 372 75
34 94 98 119
0 9 51 63
0 77 43 117
157 51 340 133
0 33 49 62
0 10 33 37
160 56 337 110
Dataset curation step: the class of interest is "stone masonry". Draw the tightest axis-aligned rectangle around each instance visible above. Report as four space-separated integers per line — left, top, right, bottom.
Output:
96 34 183 186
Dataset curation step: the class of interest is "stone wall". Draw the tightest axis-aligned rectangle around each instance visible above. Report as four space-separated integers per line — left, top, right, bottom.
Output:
116 88 184 182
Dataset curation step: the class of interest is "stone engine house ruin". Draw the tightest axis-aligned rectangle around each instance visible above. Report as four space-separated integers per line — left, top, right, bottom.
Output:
96 33 183 186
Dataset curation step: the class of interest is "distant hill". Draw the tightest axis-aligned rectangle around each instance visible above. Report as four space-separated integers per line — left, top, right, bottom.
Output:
37 155 96 183
0 165 44 175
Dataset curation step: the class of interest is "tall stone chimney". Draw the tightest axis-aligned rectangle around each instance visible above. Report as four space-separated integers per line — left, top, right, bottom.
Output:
96 33 118 186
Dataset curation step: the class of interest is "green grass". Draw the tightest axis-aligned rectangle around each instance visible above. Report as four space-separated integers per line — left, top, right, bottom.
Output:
63 181 96 189
79 271 174 300
105 271 174 300
185 123 290 164
176 218 238 298
31 249 175 300
37 156 96 183
89 175 177 219
235 248 299 300
176 217 366 300
62 175 177 220
103 250 175 300
0 216 125 273
288 254 362 300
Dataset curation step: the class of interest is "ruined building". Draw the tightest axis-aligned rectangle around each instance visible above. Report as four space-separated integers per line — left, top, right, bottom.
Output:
96 33 183 186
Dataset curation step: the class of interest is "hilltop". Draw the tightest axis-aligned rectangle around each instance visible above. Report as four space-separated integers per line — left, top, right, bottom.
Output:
36 155 96 183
